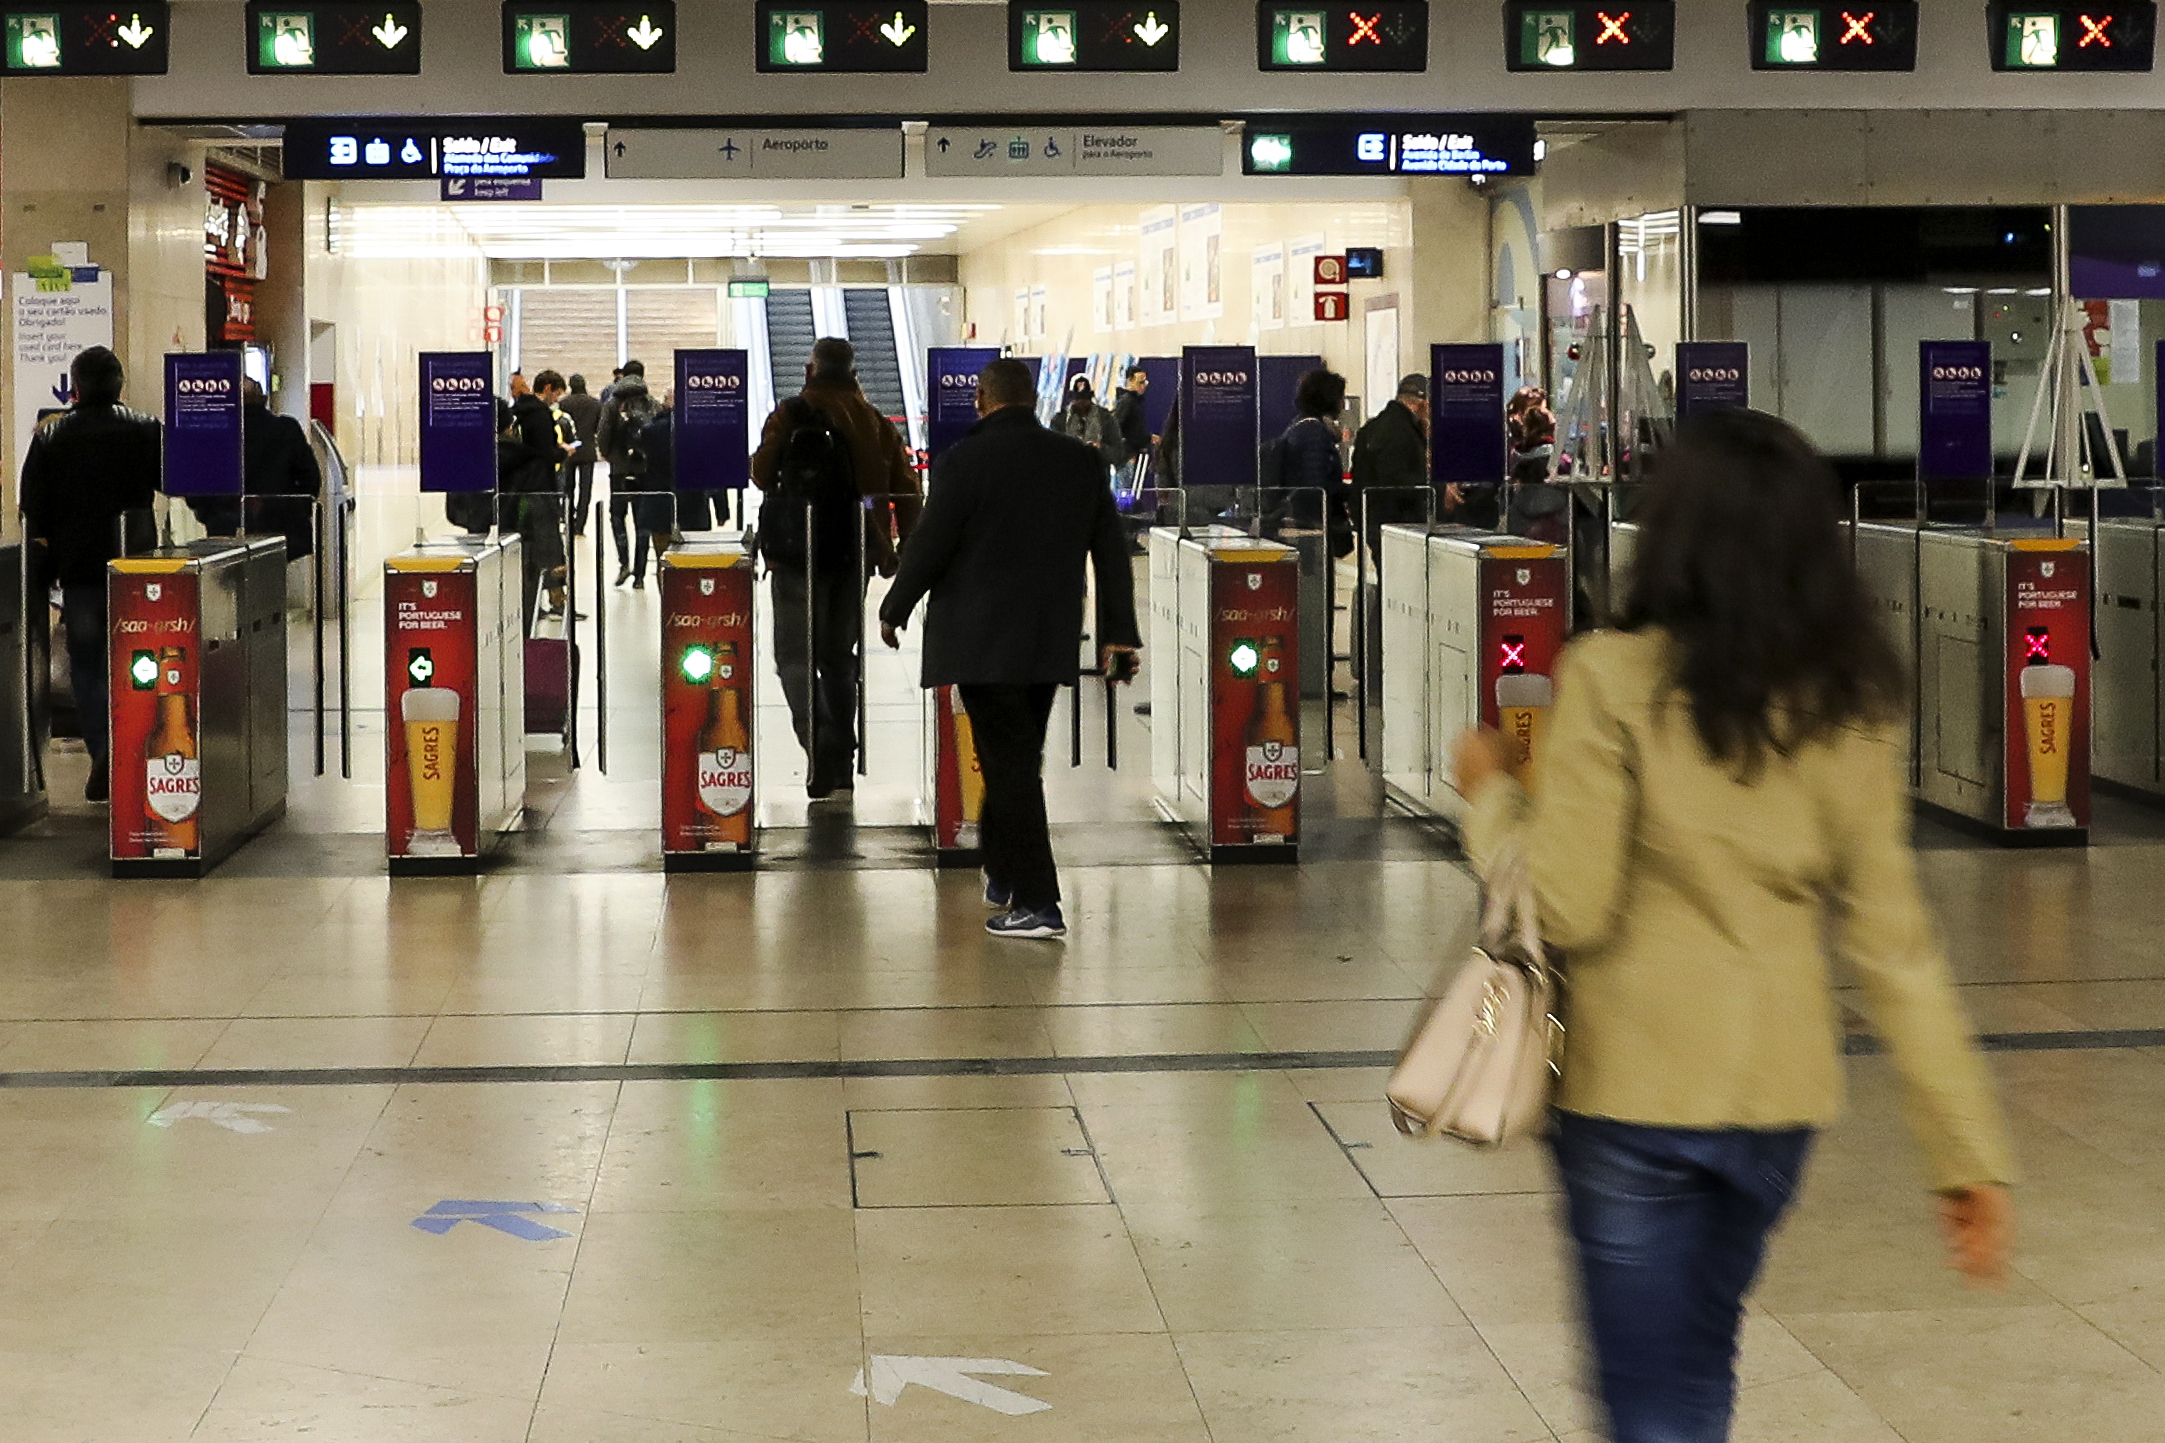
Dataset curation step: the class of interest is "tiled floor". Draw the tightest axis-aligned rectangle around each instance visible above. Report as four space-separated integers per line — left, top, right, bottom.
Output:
3 554 2162 1437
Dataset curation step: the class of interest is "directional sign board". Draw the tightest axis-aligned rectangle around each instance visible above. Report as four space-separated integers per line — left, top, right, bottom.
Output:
442 175 545 200
503 0 674 72
281 117 587 180
604 127 905 180
1244 116 1535 176
756 2 928 71
1 2 168 74
1987 0 2155 69
1011 1 1179 70
926 125 1222 178
247 1 421 73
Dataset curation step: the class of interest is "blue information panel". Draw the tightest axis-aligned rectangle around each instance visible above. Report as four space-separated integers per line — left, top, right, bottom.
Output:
1920 341 1994 481
1430 343 1505 487
419 352 497 494
1675 341 1750 420
926 348 1000 464
1180 346 1259 490
161 352 243 498
673 349 750 493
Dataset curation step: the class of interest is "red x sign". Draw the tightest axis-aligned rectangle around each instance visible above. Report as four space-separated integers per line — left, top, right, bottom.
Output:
1348 10 1381 45
2025 629 2052 661
1595 11 1629 43
2079 12 2113 45
1499 638 1527 670
1840 10 1874 43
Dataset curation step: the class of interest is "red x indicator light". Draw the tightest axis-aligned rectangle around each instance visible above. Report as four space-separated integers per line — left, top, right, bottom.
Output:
1347 10 1381 44
2079 12 2113 43
1499 638 1527 671
1840 10 1874 42
1596 10 1629 42
2025 628 2052 662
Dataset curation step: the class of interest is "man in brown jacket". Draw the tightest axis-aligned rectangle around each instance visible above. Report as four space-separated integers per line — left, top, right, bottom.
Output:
751 337 922 797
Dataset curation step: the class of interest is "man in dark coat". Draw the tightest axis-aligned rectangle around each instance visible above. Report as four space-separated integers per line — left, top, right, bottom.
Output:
559 373 603 537
1350 372 1432 545
877 357 1140 939
501 369 573 631
19 345 161 800
189 378 323 560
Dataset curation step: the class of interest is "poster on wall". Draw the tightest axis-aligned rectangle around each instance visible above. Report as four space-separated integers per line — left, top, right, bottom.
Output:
1012 288 1030 345
1287 234 1327 328
1363 300 1400 425
1141 206 1178 325
1032 285 1049 340
1093 267 1114 334
1180 202 1223 322
1115 259 1138 329
1252 244 1286 335
10 254 113 485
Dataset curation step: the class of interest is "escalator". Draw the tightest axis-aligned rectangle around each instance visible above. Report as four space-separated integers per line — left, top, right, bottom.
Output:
763 288 817 399
841 289 907 423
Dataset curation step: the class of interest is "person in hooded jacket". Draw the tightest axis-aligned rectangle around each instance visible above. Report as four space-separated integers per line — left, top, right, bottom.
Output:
597 360 658 588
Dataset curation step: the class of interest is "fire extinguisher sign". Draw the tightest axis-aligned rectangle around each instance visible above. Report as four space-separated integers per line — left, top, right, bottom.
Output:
1209 555 1301 850
660 551 756 865
108 562 203 862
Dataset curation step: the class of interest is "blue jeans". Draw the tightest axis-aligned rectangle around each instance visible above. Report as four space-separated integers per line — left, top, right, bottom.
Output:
60 584 108 766
1551 1111 1815 1443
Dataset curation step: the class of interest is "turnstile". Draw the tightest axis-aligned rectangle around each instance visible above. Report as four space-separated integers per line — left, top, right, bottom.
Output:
0 543 45 834
659 542 756 871
384 537 524 874
1377 525 1568 821
2092 519 2164 799
108 538 288 876
1850 522 2090 840
1148 527 1301 863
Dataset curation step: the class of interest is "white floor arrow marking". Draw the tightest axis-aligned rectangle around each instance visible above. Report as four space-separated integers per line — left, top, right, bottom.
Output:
850 1355 1052 1415
149 1101 293 1134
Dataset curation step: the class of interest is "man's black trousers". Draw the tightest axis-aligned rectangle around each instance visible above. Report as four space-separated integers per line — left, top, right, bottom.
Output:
957 683 1062 912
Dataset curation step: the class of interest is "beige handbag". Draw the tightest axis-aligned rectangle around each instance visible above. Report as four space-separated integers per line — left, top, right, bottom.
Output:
1386 848 1561 1147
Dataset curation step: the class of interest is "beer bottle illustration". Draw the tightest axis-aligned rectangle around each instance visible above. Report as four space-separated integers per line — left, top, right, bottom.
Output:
949 687 985 847
1494 635 1553 786
144 645 201 855
1243 636 1299 838
695 641 754 848
2020 639 2078 829
400 686 462 856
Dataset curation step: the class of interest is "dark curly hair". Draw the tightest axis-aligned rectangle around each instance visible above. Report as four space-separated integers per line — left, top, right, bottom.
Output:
1619 408 1907 770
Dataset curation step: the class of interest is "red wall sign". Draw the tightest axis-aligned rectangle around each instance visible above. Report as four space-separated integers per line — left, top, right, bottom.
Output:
1313 255 1348 285
1209 555 1301 848
661 555 756 858
2003 540 2090 831
1478 547 1569 783
385 564 481 859
1314 291 1350 322
109 563 203 862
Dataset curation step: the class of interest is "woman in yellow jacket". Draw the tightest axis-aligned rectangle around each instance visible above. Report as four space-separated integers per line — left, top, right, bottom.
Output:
1455 409 2014 1443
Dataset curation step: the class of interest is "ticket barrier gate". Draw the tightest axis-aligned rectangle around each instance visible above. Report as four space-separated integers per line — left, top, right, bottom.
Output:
384 537 524 874
923 684 986 867
108 538 288 876
1849 522 2090 841
1377 525 1568 823
659 543 757 871
2092 519 2165 801
0 543 45 835
1148 527 1302 863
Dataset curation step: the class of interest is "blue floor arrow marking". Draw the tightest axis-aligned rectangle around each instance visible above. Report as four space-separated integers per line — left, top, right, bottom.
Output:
411 1199 577 1240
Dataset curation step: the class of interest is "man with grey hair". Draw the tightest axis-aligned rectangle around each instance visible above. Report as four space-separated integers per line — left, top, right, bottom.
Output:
878 357 1140 939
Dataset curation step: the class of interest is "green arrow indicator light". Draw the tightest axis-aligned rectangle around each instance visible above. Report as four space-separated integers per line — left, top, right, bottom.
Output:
680 645 716 684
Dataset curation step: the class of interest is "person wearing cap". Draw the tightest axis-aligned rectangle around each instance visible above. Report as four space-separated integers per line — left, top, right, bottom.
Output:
1351 372 1432 550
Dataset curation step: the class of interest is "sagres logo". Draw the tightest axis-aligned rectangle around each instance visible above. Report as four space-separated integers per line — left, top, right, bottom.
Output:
700 577 716 595
1516 568 1531 585
2042 562 2056 579
1246 572 1262 591
145 583 162 602
422 580 438 598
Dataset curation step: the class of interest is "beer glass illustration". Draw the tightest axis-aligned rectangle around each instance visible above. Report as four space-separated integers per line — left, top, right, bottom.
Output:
1495 671 1554 784
401 687 462 855
2020 660 2077 828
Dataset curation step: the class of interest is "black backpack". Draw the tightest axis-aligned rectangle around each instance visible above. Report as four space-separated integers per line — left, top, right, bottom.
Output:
760 397 860 569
